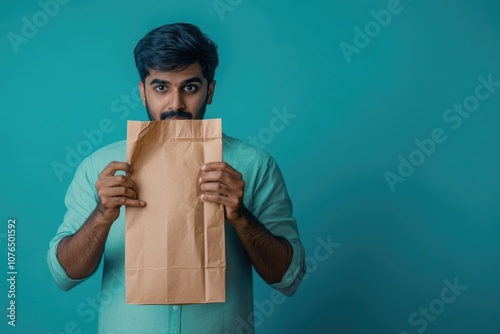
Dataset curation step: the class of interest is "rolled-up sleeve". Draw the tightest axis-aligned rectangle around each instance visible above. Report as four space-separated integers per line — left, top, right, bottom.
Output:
250 155 306 296
47 155 99 291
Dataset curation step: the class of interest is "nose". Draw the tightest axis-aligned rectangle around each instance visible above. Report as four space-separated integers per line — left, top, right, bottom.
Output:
170 90 185 111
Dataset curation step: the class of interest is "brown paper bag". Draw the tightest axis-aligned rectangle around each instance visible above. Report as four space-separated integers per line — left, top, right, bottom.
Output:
125 119 225 304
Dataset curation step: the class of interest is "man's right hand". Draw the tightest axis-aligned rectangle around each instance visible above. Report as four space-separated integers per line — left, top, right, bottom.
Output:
57 161 145 279
95 161 146 224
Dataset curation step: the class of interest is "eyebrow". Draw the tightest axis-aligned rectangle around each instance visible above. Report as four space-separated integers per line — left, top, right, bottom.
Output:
149 77 203 86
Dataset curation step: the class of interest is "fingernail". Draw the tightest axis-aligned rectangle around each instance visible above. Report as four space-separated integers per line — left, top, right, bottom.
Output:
140 201 146 206
199 177 202 183
200 194 204 201
201 164 206 171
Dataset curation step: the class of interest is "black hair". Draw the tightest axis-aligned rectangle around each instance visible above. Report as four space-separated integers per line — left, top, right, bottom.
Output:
134 23 219 83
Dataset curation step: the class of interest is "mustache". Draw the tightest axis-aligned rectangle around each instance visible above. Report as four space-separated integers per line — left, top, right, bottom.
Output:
160 110 193 120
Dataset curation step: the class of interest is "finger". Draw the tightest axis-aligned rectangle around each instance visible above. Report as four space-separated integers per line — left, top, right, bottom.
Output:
200 181 231 196
199 170 234 185
99 186 138 200
97 175 137 191
202 162 240 176
107 197 146 208
200 193 238 206
123 198 146 207
99 161 133 177
201 179 244 197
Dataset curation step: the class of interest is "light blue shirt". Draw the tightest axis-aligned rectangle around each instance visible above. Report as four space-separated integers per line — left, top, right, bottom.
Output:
47 134 305 334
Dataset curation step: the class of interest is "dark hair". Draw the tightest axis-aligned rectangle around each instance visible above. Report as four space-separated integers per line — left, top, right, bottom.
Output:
134 23 219 83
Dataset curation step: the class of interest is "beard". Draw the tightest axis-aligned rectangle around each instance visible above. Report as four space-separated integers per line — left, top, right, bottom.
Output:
145 96 208 121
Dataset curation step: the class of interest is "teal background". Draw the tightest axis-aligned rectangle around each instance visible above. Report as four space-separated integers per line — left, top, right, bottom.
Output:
1 0 500 333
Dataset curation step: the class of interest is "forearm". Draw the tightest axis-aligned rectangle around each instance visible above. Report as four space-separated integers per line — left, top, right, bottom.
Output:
231 207 293 284
57 208 112 279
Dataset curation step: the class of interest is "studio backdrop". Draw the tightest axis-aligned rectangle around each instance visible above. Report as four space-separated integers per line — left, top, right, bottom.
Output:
2 0 500 333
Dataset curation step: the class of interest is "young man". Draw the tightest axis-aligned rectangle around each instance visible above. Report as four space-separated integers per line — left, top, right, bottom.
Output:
48 23 305 333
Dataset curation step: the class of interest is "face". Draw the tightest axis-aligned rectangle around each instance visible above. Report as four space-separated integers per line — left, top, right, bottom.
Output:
139 62 216 121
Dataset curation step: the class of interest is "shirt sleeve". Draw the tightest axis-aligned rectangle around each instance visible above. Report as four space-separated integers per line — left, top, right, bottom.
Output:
47 154 100 291
250 155 306 296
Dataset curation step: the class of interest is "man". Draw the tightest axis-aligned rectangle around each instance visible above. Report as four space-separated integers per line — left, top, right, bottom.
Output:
48 23 305 333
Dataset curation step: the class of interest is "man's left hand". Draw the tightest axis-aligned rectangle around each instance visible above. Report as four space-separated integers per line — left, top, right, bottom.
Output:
199 162 245 223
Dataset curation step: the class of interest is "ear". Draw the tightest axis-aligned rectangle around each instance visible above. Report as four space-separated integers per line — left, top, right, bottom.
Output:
139 81 146 106
206 80 216 105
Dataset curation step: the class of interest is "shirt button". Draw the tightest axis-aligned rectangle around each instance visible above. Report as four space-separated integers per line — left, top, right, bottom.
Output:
173 306 179 311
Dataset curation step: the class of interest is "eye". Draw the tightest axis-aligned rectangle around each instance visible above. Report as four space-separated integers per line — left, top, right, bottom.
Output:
184 85 198 92
155 85 166 92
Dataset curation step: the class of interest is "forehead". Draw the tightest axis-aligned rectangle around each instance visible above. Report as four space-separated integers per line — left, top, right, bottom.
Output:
146 62 205 84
